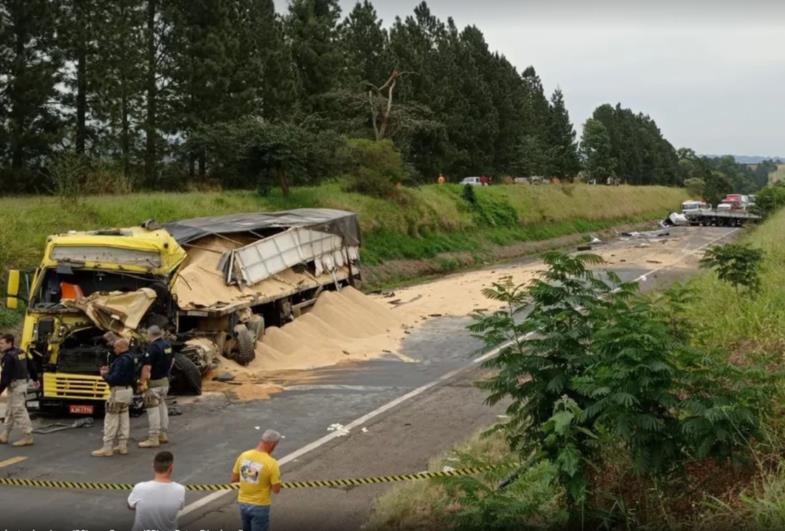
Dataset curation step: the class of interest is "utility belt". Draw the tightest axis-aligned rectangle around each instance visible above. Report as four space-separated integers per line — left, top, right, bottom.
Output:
106 385 132 414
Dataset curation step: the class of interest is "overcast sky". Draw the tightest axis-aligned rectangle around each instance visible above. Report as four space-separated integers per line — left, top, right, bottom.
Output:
275 0 785 157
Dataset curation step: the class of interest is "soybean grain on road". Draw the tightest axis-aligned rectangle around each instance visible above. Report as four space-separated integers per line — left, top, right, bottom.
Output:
0 226 737 530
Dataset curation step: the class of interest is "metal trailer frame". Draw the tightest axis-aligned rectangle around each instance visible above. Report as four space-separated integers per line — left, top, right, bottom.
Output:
684 209 761 227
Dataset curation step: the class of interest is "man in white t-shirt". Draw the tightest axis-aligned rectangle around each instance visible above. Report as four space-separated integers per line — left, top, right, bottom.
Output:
127 451 186 531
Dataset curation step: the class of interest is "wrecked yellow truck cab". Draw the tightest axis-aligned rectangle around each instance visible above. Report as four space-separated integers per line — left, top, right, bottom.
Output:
10 209 362 413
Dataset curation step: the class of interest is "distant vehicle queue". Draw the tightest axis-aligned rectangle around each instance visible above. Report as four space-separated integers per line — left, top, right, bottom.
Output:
681 194 755 215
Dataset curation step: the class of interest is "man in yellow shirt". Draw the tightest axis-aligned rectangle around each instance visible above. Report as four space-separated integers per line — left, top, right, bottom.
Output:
231 429 282 531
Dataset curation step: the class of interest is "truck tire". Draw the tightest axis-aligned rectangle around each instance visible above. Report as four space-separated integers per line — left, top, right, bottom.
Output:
171 353 202 395
246 314 264 341
232 324 257 365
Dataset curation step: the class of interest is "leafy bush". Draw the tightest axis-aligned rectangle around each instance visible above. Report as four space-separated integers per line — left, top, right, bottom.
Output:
440 458 566 531
343 138 407 198
0 307 20 329
684 177 705 199
752 183 785 218
462 183 477 205
470 253 777 521
700 243 764 293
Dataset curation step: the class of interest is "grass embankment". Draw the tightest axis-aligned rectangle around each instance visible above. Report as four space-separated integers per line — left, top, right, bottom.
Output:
0 183 685 325
367 208 785 530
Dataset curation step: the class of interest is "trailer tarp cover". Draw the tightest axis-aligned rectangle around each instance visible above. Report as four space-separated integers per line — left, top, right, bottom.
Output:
163 208 361 246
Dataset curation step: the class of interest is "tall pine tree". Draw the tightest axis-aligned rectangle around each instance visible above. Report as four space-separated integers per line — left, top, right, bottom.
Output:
286 0 343 113
545 88 580 179
0 0 63 191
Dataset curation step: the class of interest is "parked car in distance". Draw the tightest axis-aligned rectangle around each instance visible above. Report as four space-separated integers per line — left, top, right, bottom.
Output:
461 176 490 186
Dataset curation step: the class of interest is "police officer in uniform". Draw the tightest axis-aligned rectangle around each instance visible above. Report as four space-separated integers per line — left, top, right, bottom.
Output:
0 333 36 447
138 325 174 448
92 337 135 457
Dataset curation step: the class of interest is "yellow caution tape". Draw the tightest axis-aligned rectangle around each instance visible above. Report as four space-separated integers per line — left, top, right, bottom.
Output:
0 464 507 491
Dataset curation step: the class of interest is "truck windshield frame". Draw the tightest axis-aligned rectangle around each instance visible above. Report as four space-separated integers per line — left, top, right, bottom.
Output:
51 245 162 268
29 265 163 309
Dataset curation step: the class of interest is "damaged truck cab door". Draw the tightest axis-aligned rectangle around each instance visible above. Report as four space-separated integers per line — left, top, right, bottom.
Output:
6 269 34 310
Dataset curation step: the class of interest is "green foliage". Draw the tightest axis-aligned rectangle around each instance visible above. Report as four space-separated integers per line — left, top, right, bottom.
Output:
342 138 407 198
462 183 477 205
700 243 764 293
752 183 785 218
0 0 62 192
583 103 681 186
0 0 704 194
684 177 705 198
440 457 566 531
580 118 616 180
545 89 581 179
0 307 21 329
471 253 776 521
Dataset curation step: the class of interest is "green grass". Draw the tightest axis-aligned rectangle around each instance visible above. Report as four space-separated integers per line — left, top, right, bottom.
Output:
686 207 785 354
366 429 565 531
0 183 686 274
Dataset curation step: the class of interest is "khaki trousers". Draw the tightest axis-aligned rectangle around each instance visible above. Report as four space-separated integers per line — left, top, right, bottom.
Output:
1 381 32 437
103 386 133 446
144 382 169 437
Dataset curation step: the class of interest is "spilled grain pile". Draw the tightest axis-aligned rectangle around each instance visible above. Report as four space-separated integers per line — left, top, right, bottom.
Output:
249 286 409 371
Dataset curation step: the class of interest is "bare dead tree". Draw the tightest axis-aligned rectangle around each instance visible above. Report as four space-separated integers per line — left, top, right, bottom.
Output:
367 69 411 141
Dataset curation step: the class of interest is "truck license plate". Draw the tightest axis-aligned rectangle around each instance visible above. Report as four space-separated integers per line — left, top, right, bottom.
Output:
69 404 94 415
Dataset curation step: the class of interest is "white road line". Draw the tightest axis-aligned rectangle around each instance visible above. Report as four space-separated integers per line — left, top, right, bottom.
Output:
0 456 28 469
178 338 511 519
179 227 738 520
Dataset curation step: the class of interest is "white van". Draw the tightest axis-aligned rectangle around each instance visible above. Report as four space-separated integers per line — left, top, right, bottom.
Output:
460 176 483 186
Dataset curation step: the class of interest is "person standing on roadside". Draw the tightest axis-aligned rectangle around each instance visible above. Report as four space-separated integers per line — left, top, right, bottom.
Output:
138 325 174 448
92 338 135 457
127 451 185 531
0 334 36 447
232 429 283 531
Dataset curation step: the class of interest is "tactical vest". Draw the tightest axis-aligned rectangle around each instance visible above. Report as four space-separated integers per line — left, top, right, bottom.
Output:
8 348 29 381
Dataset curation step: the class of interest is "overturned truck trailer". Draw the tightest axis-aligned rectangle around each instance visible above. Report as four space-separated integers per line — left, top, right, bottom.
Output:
10 209 361 411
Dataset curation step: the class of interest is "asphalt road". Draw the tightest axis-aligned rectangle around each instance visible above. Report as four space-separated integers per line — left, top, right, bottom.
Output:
0 226 738 530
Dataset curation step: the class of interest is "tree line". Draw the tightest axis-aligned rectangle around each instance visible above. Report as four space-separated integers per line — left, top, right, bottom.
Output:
0 0 773 197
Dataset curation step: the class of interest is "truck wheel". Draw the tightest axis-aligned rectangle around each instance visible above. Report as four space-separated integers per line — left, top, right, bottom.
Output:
232 324 257 365
171 353 202 395
246 314 264 341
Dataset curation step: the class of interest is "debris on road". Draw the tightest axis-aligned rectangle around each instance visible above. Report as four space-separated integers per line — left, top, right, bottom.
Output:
212 372 235 382
34 417 94 434
327 423 350 437
621 229 670 239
